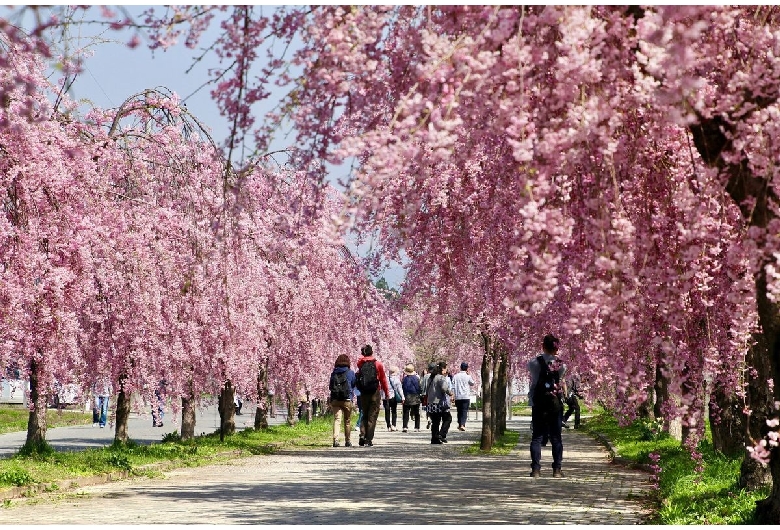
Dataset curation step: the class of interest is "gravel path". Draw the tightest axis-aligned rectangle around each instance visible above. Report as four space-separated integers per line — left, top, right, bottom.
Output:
0 415 653 524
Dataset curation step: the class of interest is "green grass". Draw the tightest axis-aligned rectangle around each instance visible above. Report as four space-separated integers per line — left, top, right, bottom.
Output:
464 428 520 456
0 417 332 492
510 400 598 418
581 411 770 524
0 406 93 435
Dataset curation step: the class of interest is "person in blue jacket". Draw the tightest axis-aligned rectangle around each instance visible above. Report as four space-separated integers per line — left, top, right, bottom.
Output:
329 353 357 447
401 363 422 432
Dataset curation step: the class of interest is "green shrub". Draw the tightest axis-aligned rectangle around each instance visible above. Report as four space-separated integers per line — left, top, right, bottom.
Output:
161 430 182 443
107 452 132 471
0 468 34 487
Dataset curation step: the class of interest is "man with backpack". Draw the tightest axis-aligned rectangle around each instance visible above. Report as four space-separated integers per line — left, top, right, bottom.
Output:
355 344 392 447
527 334 567 478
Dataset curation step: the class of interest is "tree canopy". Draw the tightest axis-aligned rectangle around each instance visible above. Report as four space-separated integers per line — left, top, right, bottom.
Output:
3 4 780 521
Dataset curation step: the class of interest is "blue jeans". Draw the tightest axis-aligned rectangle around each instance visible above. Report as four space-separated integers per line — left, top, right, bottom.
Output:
455 398 470 427
95 395 109 427
530 405 563 471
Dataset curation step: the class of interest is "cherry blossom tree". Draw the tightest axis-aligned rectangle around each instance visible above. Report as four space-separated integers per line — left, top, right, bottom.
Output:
6 4 780 521
1 19 412 450
0 41 107 448
116 5 780 520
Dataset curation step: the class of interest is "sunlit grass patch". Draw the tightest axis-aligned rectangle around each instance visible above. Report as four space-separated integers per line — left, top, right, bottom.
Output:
0 406 92 435
0 416 332 492
582 411 769 524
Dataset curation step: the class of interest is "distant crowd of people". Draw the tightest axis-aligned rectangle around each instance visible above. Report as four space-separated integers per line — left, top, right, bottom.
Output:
327 345 477 447
329 333 582 480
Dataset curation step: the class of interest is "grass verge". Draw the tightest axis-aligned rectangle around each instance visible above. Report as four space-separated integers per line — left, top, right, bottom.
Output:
464 428 520 456
0 417 331 493
0 406 93 435
581 411 770 524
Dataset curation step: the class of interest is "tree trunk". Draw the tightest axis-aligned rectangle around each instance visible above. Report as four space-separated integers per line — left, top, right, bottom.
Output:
690 115 780 520
113 376 131 444
753 272 780 522
479 333 494 451
680 364 697 446
181 393 196 441
709 382 745 457
305 390 312 424
24 358 47 450
254 365 269 430
218 381 236 441
653 362 669 430
638 378 654 419
286 391 297 426
495 344 508 437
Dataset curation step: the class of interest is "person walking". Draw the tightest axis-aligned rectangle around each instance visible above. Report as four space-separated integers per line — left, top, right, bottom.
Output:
93 378 112 428
329 353 356 447
420 362 437 430
152 379 166 427
355 344 392 447
528 334 567 478
385 367 404 431
234 393 244 416
426 361 453 444
563 372 583 429
401 363 421 432
452 362 476 432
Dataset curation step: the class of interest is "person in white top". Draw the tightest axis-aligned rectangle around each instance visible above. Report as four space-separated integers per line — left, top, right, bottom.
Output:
384 367 404 431
452 362 476 431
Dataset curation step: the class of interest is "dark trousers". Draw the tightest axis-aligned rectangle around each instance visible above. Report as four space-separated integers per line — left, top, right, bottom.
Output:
402 402 421 430
530 405 563 471
384 397 399 427
360 391 381 442
430 410 452 442
455 399 470 427
563 396 581 428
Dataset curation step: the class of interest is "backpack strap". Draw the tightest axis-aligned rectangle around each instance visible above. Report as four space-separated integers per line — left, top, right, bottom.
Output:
536 355 547 391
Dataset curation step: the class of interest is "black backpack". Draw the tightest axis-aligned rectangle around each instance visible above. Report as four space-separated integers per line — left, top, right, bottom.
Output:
356 359 379 394
533 356 563 414
330 370 350 401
